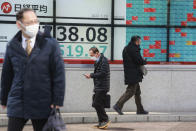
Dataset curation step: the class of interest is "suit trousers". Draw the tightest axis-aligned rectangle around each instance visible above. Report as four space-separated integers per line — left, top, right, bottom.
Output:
93 91 109 123
116 83 144 112
7 117 47 131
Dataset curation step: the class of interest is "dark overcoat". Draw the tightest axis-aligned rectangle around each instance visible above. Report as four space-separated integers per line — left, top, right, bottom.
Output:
123 43 146 85
0 31 65 119
90 54 110 92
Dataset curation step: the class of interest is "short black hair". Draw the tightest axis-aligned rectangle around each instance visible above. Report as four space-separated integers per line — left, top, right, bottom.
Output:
16 8 35 21
89 47 99 54
130 35 141 43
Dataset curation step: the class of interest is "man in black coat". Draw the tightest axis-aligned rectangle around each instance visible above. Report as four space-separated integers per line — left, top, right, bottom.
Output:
113 36 148 115
0 8 65 131
84 47 110 129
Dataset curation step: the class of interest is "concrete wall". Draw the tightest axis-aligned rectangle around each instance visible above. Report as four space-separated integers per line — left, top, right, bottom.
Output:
0 65 196 113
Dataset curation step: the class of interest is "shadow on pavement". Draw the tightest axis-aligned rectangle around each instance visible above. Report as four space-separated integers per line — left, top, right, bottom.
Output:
107 127 134 131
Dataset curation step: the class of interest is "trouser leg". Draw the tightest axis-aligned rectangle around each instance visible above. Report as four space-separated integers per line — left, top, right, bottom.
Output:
116 84 137 110
8 117 28 131
93 91 108 122
134 83 144 112
95 106 108 123
31 119 48 131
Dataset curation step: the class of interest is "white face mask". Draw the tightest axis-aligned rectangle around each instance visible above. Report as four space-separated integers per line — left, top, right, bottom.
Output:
90 56 98 61
19 21 39 38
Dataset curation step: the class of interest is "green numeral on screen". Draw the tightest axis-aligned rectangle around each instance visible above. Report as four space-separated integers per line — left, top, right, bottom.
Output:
60 45 64 55
67 45 74 56
99 46 107 54
75 45 83 57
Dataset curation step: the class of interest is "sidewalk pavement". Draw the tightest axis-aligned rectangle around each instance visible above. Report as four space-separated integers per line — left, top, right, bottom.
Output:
1 122 196 131
1 112 196 129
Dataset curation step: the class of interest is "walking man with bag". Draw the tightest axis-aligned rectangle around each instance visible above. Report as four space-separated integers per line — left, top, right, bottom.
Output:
0 8 65 131
113 36 148 115
84 47 110 129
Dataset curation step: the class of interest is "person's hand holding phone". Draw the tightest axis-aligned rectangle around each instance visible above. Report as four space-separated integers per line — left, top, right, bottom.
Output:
83 74 91 79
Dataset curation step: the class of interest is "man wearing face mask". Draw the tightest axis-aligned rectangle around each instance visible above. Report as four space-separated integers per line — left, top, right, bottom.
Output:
84 47 110 129
0 8 65 131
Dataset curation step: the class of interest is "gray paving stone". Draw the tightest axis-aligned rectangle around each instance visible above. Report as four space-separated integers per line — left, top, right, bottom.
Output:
180 116 196 122
148 115 180 122
1 112 196 127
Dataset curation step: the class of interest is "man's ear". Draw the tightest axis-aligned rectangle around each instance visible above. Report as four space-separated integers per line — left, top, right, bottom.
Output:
16 20 23 30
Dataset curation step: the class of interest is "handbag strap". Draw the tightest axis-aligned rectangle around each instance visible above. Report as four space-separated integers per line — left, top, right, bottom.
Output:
56 108 63 118
50 108 56 115
50 108 63 119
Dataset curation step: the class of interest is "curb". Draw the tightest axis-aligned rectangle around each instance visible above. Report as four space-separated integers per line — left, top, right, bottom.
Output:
1 112 196 126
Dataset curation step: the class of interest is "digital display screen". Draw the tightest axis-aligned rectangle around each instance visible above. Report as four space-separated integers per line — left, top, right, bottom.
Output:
125 0 196 62
0 0 196 63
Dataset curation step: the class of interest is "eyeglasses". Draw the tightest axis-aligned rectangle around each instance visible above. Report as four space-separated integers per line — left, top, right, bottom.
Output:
21 19 39 26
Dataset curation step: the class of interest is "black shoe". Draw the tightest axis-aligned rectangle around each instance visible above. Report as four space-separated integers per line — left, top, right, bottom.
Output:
98 120 111 129
93 122 102 128
113 105 124 115
136 110 149 115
